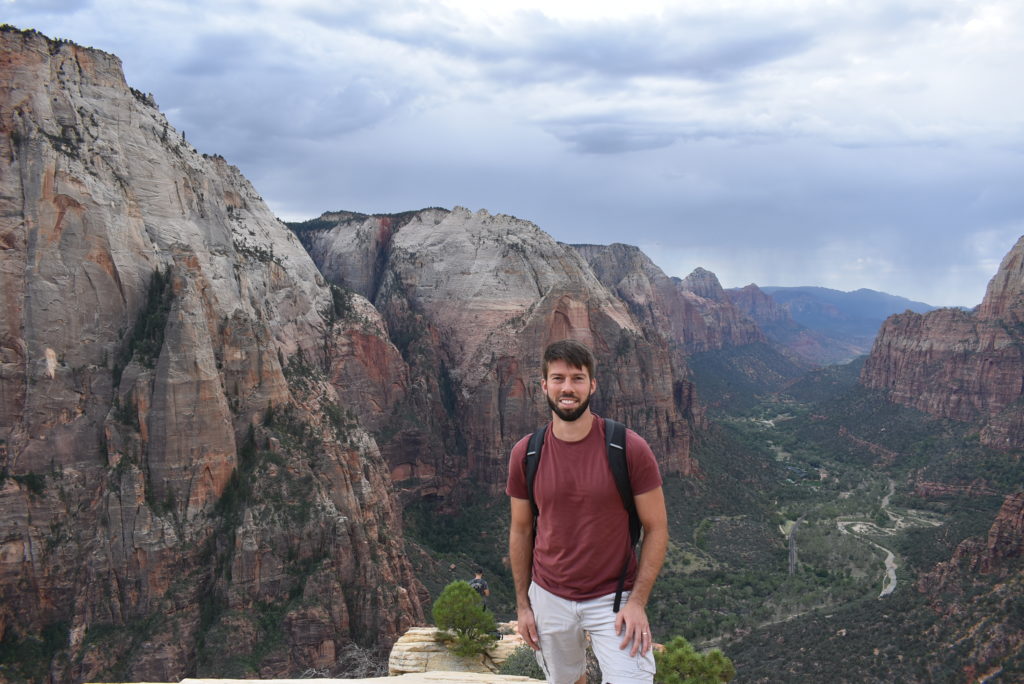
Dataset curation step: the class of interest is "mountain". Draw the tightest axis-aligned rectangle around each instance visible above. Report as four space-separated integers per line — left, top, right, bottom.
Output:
861 234 1024 450
751 285 938 361
728 283 863 366
0 27 424 681
291 209 704 500
570 247 763 354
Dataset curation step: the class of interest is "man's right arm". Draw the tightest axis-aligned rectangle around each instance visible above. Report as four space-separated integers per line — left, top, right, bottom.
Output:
509 496 540 650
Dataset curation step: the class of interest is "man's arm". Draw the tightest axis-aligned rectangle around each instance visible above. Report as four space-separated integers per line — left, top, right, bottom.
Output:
509 496 540 650
615 486 668 656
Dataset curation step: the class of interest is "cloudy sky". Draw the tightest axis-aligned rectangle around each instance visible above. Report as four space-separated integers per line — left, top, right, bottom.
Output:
8 0 1024 306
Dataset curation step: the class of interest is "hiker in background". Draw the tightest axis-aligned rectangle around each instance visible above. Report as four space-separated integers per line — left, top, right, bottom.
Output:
507 339 668 684
470 568 490 607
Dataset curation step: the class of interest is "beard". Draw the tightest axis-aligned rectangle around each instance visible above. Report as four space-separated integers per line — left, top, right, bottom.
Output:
546 392 592 422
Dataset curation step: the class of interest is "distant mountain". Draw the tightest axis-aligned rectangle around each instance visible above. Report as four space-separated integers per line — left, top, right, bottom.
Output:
728 284 862 366
727 285 938 364
760 285 938 342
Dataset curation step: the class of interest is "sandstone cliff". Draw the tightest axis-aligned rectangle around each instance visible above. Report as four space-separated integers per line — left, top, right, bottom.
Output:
860 235 1024 450
294 210 705 501
0 27 423 682
571 246 763 355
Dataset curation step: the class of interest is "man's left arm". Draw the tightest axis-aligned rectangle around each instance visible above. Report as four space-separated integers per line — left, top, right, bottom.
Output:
615 486 668 657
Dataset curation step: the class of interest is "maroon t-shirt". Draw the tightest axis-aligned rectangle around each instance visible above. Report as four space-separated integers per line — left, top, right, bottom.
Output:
506 416 662 601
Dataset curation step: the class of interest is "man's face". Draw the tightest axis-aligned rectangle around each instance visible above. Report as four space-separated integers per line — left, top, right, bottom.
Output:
542 360 596 422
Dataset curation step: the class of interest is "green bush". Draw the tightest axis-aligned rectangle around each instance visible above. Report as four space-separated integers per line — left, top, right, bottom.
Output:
655 636 736 684
432 580 497 657
496 644 544 679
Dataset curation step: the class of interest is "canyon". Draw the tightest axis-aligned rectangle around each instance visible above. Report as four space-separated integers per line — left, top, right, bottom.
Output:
1 26 1021 683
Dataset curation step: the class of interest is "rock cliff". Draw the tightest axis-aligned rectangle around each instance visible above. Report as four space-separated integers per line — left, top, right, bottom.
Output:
0 27 423 682
571 247 763 355
295 211 704 501
860 235 1024 450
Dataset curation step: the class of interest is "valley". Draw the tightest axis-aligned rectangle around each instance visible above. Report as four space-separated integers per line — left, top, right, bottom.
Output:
1 28 1020 682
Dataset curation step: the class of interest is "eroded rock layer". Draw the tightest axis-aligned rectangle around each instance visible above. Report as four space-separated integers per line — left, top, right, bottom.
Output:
0 27 423 681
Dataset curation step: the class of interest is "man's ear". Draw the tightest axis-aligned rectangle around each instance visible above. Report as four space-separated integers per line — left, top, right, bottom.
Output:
591 377 597 393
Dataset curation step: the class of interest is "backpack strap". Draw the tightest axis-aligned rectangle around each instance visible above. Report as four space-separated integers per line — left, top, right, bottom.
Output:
605 418 641 613
524 425 548 519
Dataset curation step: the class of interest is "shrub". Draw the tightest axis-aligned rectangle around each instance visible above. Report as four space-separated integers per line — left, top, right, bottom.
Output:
432 580 497 657
496 644 544 679
655 635 736 684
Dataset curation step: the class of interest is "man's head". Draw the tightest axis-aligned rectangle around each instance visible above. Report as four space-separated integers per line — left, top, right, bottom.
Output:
475 568 484 577
542 340 597 422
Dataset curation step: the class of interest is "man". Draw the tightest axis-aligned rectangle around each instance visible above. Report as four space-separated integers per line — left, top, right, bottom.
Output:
507 340 668 684
469 568 490 605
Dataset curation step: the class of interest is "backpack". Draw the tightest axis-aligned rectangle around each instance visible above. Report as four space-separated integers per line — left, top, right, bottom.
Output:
524 418 641 612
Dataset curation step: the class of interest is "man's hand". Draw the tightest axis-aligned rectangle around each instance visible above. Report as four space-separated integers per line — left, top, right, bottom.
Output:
615 599 652 657
517 605 541 651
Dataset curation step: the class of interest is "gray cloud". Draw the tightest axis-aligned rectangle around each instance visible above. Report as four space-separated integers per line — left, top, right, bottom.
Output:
6 1 1022 307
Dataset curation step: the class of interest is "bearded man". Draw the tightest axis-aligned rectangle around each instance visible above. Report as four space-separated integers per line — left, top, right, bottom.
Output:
506 339 668 684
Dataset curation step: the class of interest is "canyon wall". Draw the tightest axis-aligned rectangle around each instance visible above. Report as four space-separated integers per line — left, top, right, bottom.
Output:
860 235 1024 450
0 27 423 681
572 246 763 354
295 210 705 501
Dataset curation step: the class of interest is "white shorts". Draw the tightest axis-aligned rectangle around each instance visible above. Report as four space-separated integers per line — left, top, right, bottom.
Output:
529 582 657 684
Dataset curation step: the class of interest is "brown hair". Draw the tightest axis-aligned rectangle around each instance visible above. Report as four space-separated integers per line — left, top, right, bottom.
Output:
542 339 596 379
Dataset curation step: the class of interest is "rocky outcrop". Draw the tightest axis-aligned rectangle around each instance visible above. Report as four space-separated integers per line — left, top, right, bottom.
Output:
861 235 1024 450
296 211 704 501
0 27 423 682
387 626 525 676
572 246 762 355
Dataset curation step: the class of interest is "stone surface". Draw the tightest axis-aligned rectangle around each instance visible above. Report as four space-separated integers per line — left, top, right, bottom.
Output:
387 625 526 677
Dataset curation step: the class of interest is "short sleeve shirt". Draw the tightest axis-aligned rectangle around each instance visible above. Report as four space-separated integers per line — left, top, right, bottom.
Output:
506 416 662 601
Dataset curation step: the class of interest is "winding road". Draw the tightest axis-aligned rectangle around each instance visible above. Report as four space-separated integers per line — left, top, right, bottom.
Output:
835 480 941 598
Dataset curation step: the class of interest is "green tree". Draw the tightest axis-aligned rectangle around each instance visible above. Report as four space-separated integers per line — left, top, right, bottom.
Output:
432 580 498 657
655 636 736 684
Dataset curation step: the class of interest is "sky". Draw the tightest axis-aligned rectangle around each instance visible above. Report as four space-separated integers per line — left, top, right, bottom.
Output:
7 0 1024 307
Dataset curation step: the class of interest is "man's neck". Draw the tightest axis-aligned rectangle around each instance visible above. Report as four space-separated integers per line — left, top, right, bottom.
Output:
551 411 594 442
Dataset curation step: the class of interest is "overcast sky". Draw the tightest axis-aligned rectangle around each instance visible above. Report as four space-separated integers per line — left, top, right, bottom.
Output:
8 0 1024 306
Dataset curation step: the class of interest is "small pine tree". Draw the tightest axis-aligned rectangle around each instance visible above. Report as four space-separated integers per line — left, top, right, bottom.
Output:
655 635 736 684
432 580 498 657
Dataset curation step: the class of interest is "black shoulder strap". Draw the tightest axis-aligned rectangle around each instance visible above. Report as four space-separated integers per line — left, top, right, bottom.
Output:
525 425 547 518
605 418 641 612
604 418 640 546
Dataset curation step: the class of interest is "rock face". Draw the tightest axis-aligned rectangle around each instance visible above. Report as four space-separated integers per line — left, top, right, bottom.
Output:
860 235 1024 450
0 27 423 682
386 626 524 676
916 491 1024 681
295 211 705 501
572 247 763 355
